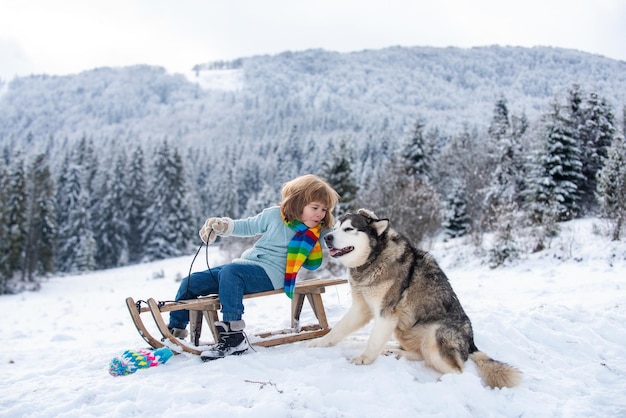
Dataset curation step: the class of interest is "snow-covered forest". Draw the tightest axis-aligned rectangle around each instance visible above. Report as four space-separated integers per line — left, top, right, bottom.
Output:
1 45 625 293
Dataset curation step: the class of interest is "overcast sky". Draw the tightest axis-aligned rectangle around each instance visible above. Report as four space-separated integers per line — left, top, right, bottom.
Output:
1 0 625 81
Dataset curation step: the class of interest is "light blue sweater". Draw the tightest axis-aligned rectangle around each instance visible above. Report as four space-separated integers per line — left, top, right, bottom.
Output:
231 206 330 289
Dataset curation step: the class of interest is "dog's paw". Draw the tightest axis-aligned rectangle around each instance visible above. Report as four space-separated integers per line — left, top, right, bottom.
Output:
308 337 334 348
351 354 375 365
382 348 402 359
382 348 423 361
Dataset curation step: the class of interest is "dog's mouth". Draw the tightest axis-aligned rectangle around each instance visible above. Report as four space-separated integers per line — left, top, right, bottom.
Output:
328 246 354 258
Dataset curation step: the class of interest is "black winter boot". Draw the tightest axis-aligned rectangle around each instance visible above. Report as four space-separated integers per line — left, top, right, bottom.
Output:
200 320 249 361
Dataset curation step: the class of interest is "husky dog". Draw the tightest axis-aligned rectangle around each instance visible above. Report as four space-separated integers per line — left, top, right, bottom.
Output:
310 209 521 388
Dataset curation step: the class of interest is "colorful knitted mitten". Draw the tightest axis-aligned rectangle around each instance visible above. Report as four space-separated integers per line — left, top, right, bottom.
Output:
108 347 173 377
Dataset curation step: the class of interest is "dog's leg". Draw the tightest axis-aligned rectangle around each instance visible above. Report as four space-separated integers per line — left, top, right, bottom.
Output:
418 324 465 375
309 295 371 347
352 315 397 365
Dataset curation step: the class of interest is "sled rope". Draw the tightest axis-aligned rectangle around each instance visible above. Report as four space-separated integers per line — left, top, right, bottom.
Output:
149 242 216 308
182 241 218 300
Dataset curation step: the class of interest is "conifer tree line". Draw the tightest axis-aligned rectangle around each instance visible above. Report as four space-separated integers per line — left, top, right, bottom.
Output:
1 84 624 293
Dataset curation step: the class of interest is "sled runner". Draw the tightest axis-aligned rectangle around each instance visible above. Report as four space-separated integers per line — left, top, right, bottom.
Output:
125 297 167 350
126 277 347 354
147 298 208 355
125 297 213 355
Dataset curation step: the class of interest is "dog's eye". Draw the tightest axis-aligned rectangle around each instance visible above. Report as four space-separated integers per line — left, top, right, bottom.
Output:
343 227 353 232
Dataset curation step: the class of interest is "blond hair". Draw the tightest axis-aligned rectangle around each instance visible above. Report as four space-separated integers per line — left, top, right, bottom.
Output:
280 174 339 228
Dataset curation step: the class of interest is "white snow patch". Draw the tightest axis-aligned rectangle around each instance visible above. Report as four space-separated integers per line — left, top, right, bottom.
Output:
183 68 244 91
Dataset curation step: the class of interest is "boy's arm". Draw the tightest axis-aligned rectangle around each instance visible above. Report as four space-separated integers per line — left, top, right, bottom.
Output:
231 206 277 237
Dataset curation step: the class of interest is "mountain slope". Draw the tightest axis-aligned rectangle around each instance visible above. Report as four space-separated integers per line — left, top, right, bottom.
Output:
1 45 625 155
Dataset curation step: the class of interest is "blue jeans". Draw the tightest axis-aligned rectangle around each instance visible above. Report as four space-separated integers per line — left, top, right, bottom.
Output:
168 263 274 328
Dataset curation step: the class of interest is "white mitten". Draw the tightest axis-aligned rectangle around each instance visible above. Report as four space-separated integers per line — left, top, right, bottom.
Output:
211 217 234 236
199 217 218 244
198 217 234 244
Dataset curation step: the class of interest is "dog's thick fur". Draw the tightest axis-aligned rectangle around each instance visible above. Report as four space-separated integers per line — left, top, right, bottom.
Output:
310 209 521 388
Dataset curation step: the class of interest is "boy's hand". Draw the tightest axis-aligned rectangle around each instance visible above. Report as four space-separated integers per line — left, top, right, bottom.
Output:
199 217 233 244
199 217 218 244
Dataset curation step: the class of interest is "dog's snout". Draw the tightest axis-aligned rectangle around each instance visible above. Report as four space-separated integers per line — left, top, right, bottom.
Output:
324 234 334 244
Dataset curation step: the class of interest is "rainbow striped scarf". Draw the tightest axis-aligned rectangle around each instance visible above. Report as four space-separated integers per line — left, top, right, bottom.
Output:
284 219 323 298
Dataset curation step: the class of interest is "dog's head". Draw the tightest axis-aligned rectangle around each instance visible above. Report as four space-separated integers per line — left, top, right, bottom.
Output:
324 209 390 268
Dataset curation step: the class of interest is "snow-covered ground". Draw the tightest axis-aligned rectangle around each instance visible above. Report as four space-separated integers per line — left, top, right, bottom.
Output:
2 218 625 417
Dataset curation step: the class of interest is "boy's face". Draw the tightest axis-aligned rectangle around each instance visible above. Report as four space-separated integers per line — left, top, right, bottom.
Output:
301 201 328 228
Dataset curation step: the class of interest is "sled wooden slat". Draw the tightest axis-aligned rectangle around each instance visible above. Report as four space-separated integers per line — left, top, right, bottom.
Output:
147 277 347 348
125 297 166 350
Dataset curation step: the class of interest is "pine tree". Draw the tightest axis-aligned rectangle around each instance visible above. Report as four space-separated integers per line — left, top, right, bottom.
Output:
522 147 561 252
237 160 261 218
142 142 176 261
484 97 527 214
487 200 520 268
577 92 616 212
36 173 56 276
56 153 78 272
436 125 491 237
596 135 626 240
75 136 99 207
300 137 320 176
6 153 27 276
566 84 585 135
524 145 553 225
185 146 206 225
526 103 583 222
443 181 471 239
22 154 56 280
488 97 511 143
142 141 193 261
0 160 10 292
54 154 71 246
215 164 239 219
483 98 530 262
285 125 303 173
126 146 148 263
56 146 96 272
321 139 358 215
401 117 432 182
72 189 97 272
169 148 194 251
94 154 129 268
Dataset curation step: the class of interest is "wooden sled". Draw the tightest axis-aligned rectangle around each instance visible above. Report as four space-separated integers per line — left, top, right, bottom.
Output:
126 277 347 354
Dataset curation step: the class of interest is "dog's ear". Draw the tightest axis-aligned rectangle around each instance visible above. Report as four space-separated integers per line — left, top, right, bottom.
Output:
357 208 389 235
357 208 378 220
372 219 390 236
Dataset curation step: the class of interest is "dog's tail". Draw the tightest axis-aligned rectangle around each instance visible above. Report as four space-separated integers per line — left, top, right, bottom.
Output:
469 351 522 389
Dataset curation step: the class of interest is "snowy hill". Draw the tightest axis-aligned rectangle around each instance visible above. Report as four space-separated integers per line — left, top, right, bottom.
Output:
2 217 625 417
1 45 625 158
